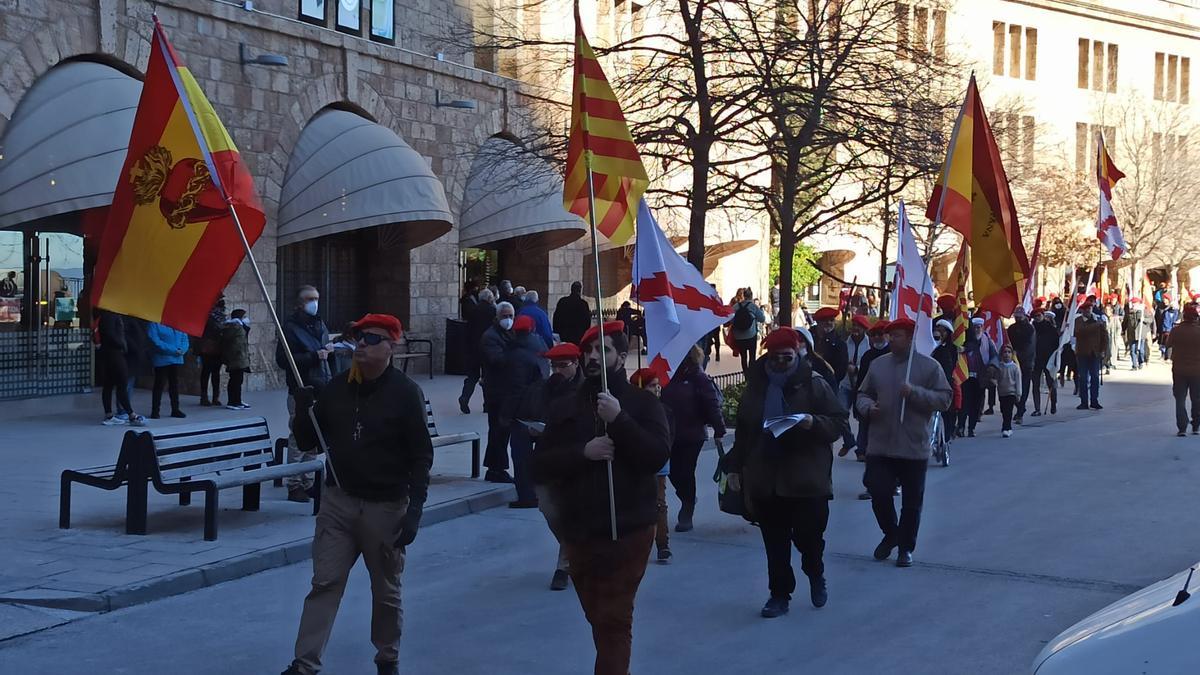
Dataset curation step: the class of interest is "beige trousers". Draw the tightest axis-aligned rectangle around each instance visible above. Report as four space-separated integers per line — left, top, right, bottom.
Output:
291 486 408 674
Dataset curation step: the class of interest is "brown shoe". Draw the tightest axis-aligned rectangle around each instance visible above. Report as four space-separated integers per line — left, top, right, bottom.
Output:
287 487 311 503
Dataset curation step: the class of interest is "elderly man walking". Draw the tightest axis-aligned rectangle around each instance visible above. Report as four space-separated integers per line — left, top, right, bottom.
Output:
1168 303 1200 436
480 301 518 483
277 285 333 503
281 314 432 675
856 318 952 567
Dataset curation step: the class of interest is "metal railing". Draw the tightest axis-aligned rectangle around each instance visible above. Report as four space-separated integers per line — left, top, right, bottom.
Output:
0 328 93 400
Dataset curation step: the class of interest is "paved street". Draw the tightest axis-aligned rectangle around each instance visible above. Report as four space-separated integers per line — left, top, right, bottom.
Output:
4 360 1200 674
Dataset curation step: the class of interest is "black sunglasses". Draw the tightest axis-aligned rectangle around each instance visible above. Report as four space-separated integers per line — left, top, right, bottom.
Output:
769 353 795 363
356 333 388 346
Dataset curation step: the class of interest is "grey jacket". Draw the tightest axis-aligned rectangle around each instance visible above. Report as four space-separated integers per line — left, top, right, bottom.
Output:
855 351 952 460
731 300 767 340
996 361 1020 397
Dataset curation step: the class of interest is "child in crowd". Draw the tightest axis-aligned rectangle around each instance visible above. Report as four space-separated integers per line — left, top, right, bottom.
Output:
996 344 1021 438
631 368 673 564
220 309 252 410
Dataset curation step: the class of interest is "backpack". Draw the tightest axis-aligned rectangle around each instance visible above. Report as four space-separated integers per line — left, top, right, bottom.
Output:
732 302 754 331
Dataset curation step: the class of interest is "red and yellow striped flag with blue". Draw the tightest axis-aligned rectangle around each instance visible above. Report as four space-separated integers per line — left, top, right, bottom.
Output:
562 7 648 246
92 16 264 335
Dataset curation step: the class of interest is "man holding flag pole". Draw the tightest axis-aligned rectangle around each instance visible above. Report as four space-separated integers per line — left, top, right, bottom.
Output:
535 8 670 674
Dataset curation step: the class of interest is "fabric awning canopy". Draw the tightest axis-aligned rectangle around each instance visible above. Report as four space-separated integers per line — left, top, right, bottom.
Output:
278 109 452 247
459 136 585 250
0 60 142 231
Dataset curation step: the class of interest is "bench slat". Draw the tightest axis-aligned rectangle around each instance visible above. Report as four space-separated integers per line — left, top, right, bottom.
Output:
431 432 479 447
155 440 273 468
206 460 325 489
159 455 273 481
151 426 270 451
145 417 268 440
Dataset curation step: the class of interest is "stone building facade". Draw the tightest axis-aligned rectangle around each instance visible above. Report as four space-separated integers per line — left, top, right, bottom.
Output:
0 0 586 394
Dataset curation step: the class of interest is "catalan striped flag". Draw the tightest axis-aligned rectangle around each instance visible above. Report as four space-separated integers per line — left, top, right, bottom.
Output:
562 7 648 246
92 16 265 336
947 241 970 387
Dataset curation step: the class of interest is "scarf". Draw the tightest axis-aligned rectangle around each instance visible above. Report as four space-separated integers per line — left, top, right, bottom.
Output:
763 360 798 421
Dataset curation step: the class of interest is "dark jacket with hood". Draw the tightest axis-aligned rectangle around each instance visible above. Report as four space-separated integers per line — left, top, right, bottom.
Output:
465 301 497 368
553 292 592 346
660 357 726 444
1034 319 1060 368
480 323 514 407
533 369 671 541
727 358 848 512
1007 319 1036 370
500 331 549 422
276 308 330 393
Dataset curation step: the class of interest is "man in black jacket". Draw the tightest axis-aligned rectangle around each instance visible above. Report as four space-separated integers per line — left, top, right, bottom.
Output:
813 307 849 384
534 320 670 675
459 287 497 413
1031 309 1059 416
277 285 333 503
1007 306 1036 424
282 314 432 675
480 301 517 483
553 281 593 346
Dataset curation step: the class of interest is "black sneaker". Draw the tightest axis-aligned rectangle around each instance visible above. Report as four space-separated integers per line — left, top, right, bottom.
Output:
984 407 994 415
171 410 187 418
857 491 872 500
484 469 514 484
1192 427 1199 435
1076 403 1090 410
896 550 914 567
1090 402 1103 410
280 666 303 675
809 577 827 608
550 569 569 591
657 549 672 564
458 397 470 414
1178 430 1187 437
761 596 790 618
873 537 895 560
377 662 399 675
1014 416 1023 425
1031 410 1041 417
149 411 161 420
287 487 311 503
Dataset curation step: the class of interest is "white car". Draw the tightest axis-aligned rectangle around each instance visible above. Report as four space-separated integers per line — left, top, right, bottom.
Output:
1032 563 1200 673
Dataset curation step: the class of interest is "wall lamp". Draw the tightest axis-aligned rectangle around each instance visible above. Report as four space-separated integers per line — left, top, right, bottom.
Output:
436 90 476 110
240 43 289 67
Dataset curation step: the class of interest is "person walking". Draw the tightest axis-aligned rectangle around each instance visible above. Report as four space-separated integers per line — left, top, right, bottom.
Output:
849 322 891 472
147 321 190 419
281 314 432 675
1168 303 1200 436
731 289 767 371
553 281 593 346
812 307 849 388
996 345 1020 438
1031 309 1059 416
480 301 517 483
523 342 584 591
630 368 673 564
960 317 997 437
1124 298 1148 370
856 318 953 567
0 270 17 297
726 327 847 617
1007 307 1035 424
460 287 496 413
506 315 549 508
197 297 226 407
1073 304 1107 410
277 285 333 504
839 315 871 456
97 310 145 426
660 345 725 533
518 290 556 348
533 321 670 675
1160 299 1179 361
931 319 959 441
221 309 252 410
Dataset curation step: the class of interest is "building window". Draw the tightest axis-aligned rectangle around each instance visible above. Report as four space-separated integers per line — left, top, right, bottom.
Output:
1155 51 1190 103
337 0 362 35
1076 123 1117 174
993 22 1034 80
300 0 326 25
1077 39 1117 92
370 0 395 43
896 3 943 61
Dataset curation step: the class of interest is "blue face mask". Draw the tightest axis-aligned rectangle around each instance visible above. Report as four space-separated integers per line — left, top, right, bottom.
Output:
303 300 318 316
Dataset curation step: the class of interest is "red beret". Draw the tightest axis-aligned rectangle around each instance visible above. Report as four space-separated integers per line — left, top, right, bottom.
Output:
886 317 916 334
813 307 838 321
543 343 581 360
513 315 535 333
351 313 403 341
629 368 660 388
762 327 802 352
1031 308 1045 317
851 315 872 330
580 320 625 347
936 294 957 309
868 320 888 334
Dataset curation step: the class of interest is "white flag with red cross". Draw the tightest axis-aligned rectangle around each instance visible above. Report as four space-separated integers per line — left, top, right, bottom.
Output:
1096 132 1127 260
633 201 733 382
891 201 937 355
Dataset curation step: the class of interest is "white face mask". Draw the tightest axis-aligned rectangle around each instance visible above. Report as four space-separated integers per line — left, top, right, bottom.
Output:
499 317 514 331
240 317 251 327
303 300 319 316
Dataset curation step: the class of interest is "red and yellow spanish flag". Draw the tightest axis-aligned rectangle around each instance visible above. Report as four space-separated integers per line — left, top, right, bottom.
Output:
946 241 970 388
91 17 264 335
562 7 648 246
926 75 1028 317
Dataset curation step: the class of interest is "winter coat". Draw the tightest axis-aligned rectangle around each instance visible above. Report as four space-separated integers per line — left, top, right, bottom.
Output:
553 292 592 346
814 326 849 382
1007 320 1036 370
1073 316 1108 357
730 300 767 340
465 301 497 369
842 335 870 391
931 341 958 385
534 370 671 541
996 360 1021 397
1034 320 1060 369
660 358 726 444
1161 308 1180 339
518 302 555 349
275 309 330 393
1168 321 1200 378
726 359 848 509
220 320 251 371
500 331 550 423
97 312 128 355
123 318 152 376
963 332 998 377
856 351 952 461
1123 307 1148 344
147 323 190 368
519 370 583 486
480 323 515 407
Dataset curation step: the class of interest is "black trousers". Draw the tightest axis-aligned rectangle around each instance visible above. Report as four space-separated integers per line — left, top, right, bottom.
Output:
152 365 180 414
460 359 480 405
227 369 245 406
1017 365 1033 416
200 354 222 402
755 496 829 599
1000 394 1016 431
667 439 706 505
1031 364 1057 413
101 349 132 416
865 456 927 553
484 409 511 471
961 377 983 431
1173 373 1200 432
736 337 758 371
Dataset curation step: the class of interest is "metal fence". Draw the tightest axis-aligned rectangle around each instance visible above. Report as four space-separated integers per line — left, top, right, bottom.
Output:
0 328 93 400
712 370 745 391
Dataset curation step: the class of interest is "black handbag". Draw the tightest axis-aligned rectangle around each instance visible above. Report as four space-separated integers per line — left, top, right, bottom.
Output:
713 438 752 521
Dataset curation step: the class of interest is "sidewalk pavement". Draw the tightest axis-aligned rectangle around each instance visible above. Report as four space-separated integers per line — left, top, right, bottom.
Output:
0 370 512 639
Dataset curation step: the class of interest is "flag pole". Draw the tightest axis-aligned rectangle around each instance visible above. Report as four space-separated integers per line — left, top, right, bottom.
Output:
224 200 341 488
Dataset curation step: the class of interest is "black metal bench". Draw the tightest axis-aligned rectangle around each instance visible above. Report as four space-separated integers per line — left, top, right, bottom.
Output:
60 417 324 541
393 336 434 380
425 398 481 479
